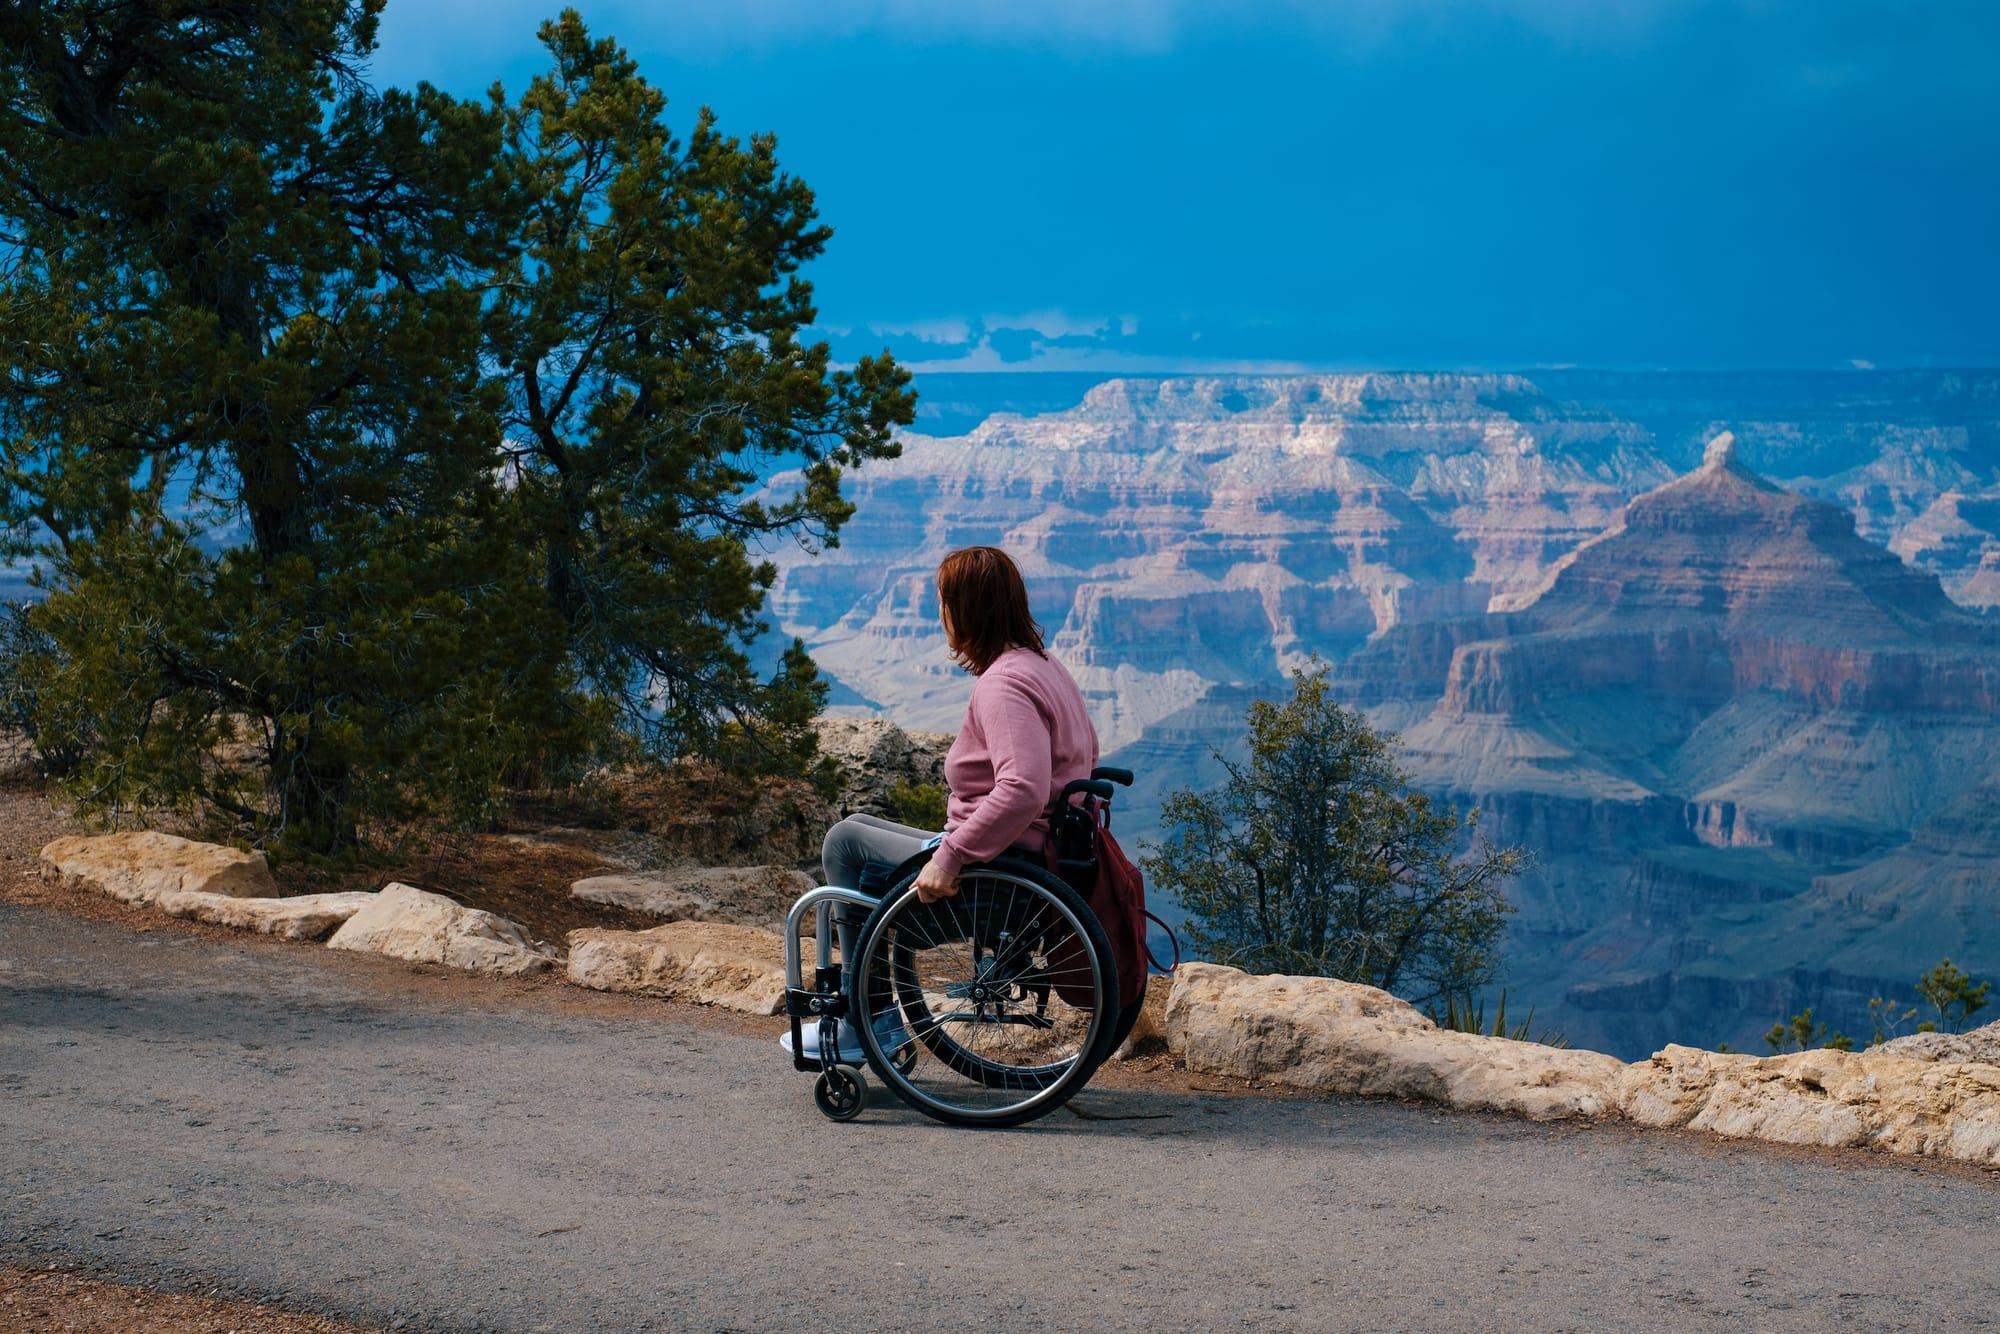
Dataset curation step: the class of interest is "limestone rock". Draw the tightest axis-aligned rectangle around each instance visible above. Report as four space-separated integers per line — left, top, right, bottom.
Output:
570 865 815 933
1873 1019 2000 1065
39 832 277 906
813 717 951 818
155 890 378 941
565 921 788 1015
1165 962 1626 1120
1620 1043 2000 1163
326 882 558 975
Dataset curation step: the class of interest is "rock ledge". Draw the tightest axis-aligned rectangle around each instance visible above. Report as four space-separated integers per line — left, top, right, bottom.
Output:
327 882 558 975
566 921 788 1014
40 831 277 905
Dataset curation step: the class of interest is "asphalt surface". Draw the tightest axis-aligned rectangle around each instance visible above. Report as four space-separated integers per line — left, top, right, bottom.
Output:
4 899 1998 1333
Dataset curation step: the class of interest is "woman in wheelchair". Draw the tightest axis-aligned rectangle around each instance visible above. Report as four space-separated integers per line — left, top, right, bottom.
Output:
784 545 1131 1126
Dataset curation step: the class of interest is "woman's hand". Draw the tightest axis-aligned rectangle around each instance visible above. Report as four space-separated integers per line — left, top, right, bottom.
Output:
914 859 959 904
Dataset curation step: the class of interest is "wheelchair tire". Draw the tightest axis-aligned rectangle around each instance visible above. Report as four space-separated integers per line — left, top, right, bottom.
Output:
849 855 1119 1128
813 1064 867 1121
1106 989 1144 1058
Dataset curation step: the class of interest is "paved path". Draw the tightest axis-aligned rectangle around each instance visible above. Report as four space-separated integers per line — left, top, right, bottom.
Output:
3 901 1997 1332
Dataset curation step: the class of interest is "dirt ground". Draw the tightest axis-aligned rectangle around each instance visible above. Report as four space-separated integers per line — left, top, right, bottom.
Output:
8 751 1997 1328
7 740 834 948
1 1266 378 1334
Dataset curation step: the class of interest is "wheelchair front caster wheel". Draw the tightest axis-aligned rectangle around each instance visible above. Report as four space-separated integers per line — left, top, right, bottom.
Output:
814 1063 867 1121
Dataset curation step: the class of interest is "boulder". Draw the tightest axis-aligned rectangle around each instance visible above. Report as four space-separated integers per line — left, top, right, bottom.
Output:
155 890 379 941
1620 1043 2000 1163
326 883 558 975
39 831 276 906
570 865 815 933
813 717 951 818
565 921 788 1015
1872 1019 2000 1065
1165 962 1626 1121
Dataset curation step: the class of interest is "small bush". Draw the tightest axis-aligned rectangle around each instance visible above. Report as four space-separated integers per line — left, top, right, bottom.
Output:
887 780 947 831
1428 989 1569 1048
1866 995 1919 1047
1914 958 1991 1034
1764 1008 1853 1054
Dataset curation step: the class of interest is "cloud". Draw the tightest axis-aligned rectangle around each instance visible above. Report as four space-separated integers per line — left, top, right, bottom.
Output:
981 309 1137 341
867 316 976 344
372 0 1182 63
813 310 1318 373
897 345 1317 374
820 310 1152 369
373 0 1711 67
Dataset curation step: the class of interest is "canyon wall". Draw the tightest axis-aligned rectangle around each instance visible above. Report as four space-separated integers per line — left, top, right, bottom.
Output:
768 371 2000 1057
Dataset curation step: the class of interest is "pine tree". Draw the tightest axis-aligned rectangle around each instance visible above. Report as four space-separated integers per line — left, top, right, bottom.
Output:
1145 663 1525 1003
487 13 911 765
0 4 909 853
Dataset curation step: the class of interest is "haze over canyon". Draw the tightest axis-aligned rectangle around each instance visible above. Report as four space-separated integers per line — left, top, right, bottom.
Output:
768 370 2000 1057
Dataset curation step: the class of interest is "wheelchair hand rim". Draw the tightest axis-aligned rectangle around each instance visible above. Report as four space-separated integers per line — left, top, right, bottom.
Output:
851 875 1113 1125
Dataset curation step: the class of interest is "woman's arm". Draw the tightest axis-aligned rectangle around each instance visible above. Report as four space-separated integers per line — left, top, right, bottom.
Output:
929 673 1052 880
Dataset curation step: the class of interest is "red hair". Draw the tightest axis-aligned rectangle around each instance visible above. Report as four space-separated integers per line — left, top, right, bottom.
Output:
936 546 1045 675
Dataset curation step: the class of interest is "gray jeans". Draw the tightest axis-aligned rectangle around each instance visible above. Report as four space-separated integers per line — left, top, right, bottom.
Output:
819 812 937 973
820 811 938 893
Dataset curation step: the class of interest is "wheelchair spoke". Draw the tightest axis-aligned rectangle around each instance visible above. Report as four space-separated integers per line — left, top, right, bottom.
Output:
851 862 1116 1122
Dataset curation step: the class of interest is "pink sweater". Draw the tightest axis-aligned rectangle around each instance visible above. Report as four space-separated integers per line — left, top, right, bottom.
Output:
933 647 1100 878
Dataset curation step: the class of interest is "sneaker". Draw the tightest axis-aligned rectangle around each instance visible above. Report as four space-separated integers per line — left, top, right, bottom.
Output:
780 1018 865 1065
779 1013 914 1065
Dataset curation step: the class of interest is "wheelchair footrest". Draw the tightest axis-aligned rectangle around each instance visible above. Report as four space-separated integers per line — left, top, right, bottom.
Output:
786 988 846 1019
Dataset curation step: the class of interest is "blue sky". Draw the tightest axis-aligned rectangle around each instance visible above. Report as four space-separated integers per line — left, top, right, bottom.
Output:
371 1 1998 372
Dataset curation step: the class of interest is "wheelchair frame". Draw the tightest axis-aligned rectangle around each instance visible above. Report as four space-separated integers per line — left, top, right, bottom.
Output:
782 766 1135 1126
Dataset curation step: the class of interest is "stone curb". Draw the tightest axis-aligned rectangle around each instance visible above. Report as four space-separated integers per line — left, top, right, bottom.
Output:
40 834 2000 1165
1165 962 2000 1167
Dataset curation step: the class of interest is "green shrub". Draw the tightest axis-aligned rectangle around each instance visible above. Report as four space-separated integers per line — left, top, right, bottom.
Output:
1428 989 1568 1048
1764 1008 1853 1054
1914 958 1991 1034
1145 661 1525 1004
887 780 947 832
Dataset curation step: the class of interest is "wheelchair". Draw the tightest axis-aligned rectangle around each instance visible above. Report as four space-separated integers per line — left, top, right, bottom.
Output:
782 766 1145 1128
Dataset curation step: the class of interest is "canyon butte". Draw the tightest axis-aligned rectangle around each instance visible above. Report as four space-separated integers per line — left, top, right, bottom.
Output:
768 371 2000 1057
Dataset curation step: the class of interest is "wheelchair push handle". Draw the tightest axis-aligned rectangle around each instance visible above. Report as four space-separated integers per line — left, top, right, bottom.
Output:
1060 766 1133 808
1063 778 1116 802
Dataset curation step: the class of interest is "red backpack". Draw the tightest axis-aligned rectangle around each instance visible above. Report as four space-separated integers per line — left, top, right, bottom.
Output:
1043 786 1172 1010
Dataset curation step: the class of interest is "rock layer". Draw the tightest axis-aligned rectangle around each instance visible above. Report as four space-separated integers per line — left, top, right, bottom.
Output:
327 883 558 975
156 890 378 941
571 866 815 933
1164 962 1627 1121
40 832 277 906
565 921 788 1014
1328 439 2000 1055
1619 1044 2000 1165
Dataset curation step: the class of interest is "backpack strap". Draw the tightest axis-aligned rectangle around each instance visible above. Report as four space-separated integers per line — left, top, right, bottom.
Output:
1141 908 1181 974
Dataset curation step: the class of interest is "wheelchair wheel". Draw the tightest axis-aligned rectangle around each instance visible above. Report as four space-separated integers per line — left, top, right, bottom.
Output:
814 1064 867 1121
850 855 1119 1128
